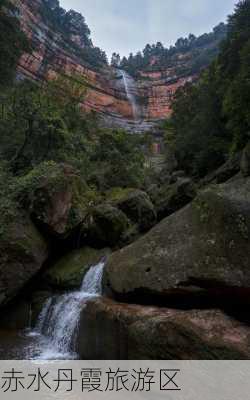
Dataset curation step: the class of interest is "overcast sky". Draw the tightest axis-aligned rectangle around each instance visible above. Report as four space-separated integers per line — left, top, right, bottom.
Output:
60 0 237 59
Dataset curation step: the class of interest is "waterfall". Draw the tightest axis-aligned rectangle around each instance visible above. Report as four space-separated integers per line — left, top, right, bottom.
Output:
30 261 105 360
121 70 140 121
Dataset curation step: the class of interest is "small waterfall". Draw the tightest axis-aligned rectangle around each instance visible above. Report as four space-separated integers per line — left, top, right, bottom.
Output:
30 261 105 359
121 70 140 121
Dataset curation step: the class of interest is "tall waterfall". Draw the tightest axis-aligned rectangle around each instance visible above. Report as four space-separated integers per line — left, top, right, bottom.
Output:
29 261 105 360
121 70 140 121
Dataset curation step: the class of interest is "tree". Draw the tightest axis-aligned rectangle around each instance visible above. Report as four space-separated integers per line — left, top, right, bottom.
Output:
0 73 88 172
121 22 226 77
111 53 121 67
90 130 145 189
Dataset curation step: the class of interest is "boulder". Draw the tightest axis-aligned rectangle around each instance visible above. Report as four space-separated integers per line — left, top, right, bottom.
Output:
84 205 130 247
0 212 48 307
79 298 250 359
241 142 250 177
149 177 196 220
105 176 250 305
44 247 110 289
113 190 157 232
20 162 97 238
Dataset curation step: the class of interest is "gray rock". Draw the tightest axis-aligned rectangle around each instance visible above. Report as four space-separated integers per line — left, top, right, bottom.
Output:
149 177 196 219
0 213 48 307
44 247 110 289
105 176 250 303
85 204 130 247
114 190 157 232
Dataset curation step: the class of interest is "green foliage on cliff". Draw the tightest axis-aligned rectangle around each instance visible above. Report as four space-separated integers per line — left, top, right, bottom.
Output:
0 74 145 191
0 0 30 86
39 0 107 68
120 23 227 78
168 0 250 177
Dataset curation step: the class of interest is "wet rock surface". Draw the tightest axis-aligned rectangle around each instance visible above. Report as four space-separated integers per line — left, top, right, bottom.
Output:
79 298 250 359
44 247 110 289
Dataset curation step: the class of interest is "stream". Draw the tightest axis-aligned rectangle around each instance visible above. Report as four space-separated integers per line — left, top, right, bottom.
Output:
0 262 105 360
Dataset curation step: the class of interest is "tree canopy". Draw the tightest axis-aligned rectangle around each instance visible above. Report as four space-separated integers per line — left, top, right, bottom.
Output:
120 23 227 77
167 0 250 177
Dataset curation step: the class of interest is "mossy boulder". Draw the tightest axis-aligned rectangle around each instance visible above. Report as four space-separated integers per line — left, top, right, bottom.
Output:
105 176 250 304
109 189 157 232
85 204 130 247
148 177 196 220
0 211 48 307
44 247 110 289
16 161 101 238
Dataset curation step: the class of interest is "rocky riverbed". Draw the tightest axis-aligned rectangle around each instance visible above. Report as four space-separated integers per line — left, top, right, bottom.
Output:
0 144 249 360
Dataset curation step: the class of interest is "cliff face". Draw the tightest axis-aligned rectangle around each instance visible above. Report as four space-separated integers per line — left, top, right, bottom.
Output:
14 0 200 131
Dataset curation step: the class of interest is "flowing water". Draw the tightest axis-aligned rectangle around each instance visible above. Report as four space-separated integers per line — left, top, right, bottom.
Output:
0 261 105 360
121 70 140 120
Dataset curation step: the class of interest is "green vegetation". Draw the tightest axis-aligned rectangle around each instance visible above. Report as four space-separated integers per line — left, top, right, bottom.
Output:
0 0 30 86
119 23 227 78
0 77 146 190
165 0 250 177
39 0 107 68
0 0 146 241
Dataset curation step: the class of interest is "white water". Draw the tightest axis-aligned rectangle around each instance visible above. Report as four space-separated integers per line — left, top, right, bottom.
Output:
26 261 105 360
121 70 140 121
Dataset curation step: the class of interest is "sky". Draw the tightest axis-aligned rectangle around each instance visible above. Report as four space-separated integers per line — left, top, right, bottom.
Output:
60 0 237 60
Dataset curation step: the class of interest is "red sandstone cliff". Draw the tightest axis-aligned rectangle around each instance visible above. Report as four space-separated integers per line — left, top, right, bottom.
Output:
13 0 197 129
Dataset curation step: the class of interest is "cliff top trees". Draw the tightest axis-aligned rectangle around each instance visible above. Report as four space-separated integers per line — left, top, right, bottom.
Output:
169 0 250 177
111 53 121 68
120 23 227 77
40 0 107 67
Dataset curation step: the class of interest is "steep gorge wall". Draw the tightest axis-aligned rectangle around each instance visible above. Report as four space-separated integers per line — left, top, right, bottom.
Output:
13 0 195 126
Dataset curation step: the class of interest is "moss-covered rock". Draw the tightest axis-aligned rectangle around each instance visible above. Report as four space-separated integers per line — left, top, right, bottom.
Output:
0 210 48 307
85 204 130 247
105 176 250 304
15 161 101 237
115 190 156 232
148 177 196 219
44 247 110 289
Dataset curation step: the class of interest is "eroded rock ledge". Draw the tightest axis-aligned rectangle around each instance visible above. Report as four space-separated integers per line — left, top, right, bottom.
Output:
79 298 250 360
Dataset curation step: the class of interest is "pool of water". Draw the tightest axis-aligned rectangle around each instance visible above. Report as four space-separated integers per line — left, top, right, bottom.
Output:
0 329 79 360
